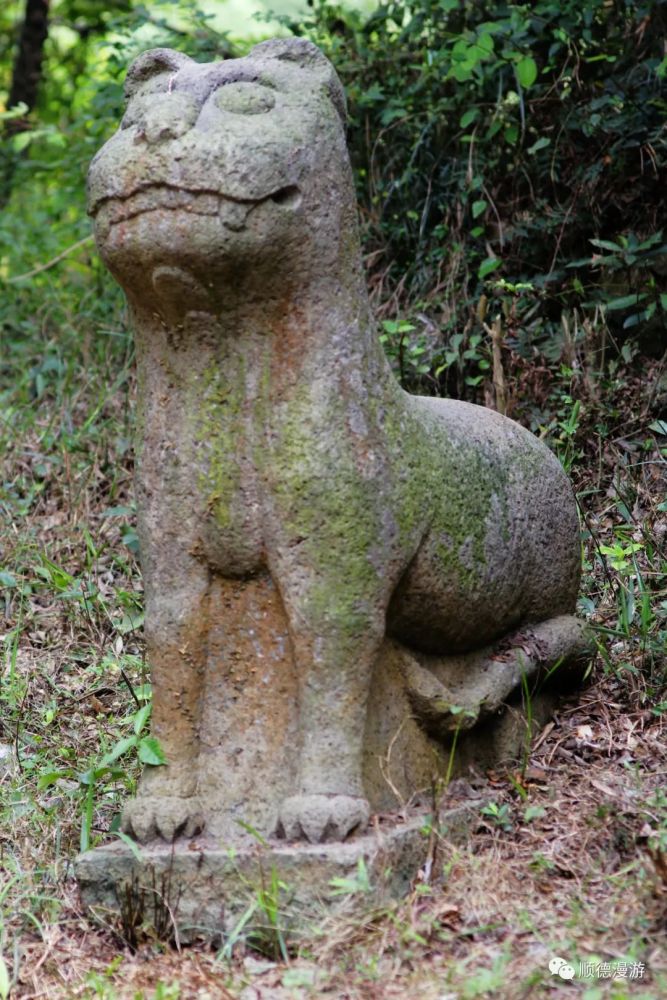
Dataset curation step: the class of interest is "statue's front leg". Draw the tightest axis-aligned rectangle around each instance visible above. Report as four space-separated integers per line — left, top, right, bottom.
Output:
121 562 210 842
276 617 384 844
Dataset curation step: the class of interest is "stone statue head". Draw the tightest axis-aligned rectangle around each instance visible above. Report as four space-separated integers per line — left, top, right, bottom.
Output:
87 38 352 316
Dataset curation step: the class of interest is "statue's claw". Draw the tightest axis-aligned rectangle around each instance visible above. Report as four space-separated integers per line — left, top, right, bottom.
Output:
276 794 370 843
121 796 204 843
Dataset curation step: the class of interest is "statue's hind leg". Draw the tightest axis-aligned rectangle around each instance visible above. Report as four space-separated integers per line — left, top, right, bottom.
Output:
403 615 592 740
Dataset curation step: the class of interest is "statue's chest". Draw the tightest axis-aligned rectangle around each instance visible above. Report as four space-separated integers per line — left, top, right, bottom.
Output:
188 362 268 575
197 432 265 575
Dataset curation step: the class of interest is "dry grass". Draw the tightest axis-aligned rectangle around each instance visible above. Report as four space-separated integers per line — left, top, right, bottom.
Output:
1 310 666 998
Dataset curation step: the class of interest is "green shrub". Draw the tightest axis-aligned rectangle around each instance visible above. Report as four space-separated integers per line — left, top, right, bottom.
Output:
283 0 667 387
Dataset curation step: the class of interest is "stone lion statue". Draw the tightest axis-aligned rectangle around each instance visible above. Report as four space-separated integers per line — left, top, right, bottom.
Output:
88 37 589 845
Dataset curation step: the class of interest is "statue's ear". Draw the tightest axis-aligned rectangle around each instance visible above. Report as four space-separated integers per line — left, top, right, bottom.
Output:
125 48 194 99
249 37 347 124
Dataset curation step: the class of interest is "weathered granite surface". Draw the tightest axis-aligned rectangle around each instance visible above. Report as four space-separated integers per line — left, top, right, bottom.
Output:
83 36 590 860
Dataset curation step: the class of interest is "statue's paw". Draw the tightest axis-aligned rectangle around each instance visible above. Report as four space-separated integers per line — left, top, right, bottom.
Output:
121 796 205 843
276 794 370 843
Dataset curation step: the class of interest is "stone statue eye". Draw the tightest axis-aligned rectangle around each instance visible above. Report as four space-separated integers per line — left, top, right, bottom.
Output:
215 81 276 116
120 99 146 130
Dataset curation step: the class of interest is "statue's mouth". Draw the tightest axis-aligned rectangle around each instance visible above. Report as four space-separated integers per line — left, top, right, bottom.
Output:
91 183 302 232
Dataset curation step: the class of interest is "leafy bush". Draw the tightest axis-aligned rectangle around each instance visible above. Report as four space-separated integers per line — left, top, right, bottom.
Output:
283 0 667 387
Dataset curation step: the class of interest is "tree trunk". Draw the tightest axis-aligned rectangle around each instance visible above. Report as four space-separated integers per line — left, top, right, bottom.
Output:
7 0 50 126
1 0 50 204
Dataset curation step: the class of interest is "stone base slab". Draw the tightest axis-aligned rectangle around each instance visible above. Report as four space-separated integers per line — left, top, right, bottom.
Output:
76 800 483 944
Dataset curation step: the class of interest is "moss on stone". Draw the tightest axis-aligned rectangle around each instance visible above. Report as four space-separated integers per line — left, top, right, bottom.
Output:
268 385 383 633
189 356 246 532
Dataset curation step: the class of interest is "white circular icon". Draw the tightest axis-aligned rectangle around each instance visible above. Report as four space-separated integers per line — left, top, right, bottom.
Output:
549 957 567 974
559 964 576 980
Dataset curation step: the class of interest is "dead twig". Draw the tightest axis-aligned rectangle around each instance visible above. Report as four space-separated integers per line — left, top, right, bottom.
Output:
6 234 94 283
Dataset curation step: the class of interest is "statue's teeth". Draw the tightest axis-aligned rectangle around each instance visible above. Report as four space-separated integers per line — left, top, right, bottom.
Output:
218 198 252 231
